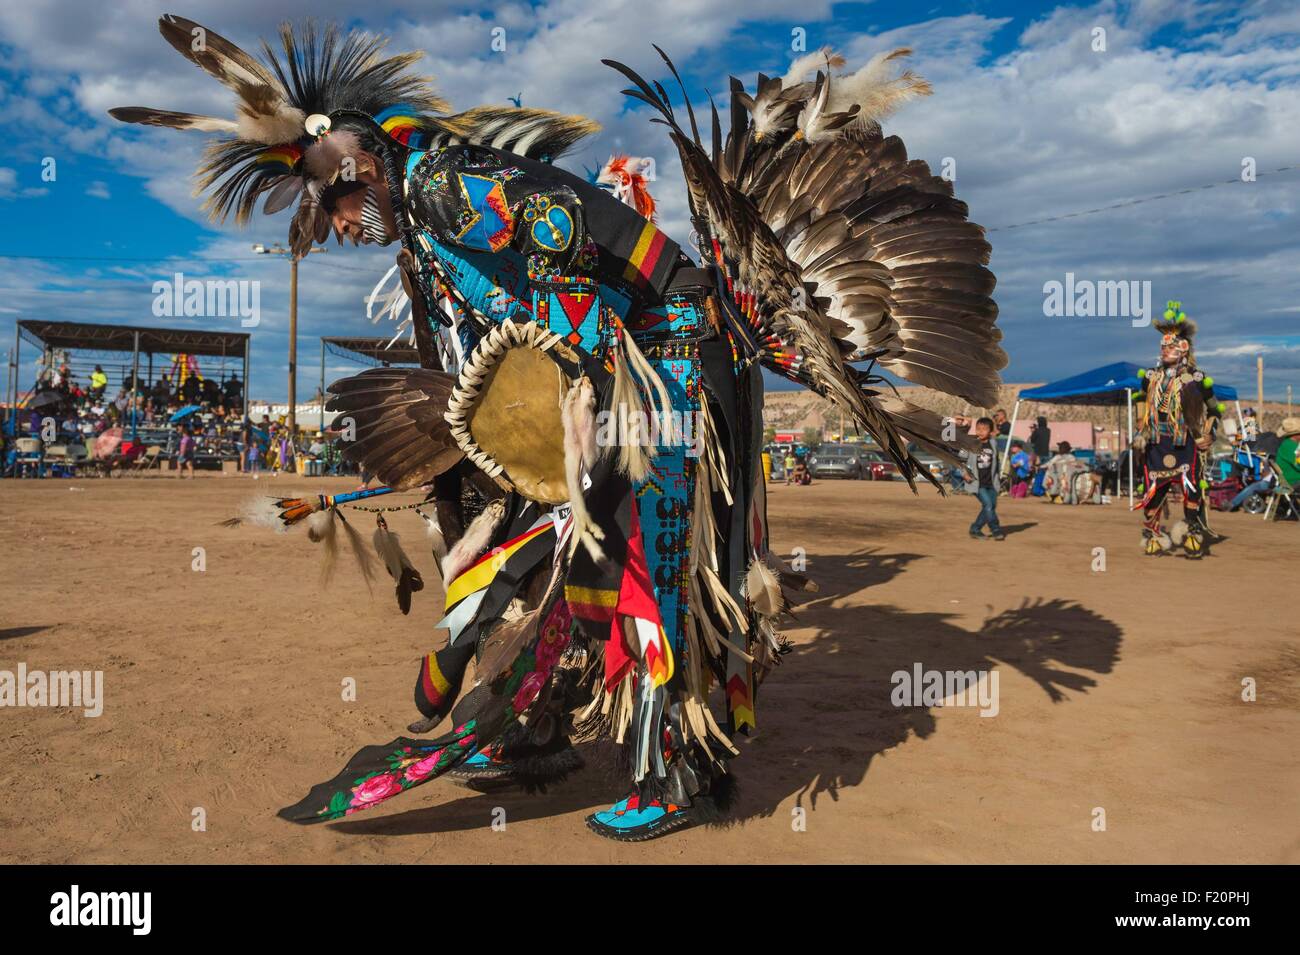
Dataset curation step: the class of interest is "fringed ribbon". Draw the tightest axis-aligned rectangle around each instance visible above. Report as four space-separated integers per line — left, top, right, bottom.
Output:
694 392 732 506
366 262 415 349
608 324 674 483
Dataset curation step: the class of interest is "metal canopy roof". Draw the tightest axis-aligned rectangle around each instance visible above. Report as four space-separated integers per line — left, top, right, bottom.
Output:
323 336 420 367
18 320 250 358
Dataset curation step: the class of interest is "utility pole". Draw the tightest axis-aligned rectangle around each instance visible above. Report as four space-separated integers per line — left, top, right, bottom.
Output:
1257 356 1264 414
289 255 298 436
253 243 325 437
3 348 11 433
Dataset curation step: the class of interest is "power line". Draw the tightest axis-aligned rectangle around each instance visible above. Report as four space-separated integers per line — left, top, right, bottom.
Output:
986 164 1299 233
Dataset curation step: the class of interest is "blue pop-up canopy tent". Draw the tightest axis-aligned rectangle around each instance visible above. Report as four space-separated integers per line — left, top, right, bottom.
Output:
1009 362 1240 506
1018 361 1238 403
1018 361 1144 405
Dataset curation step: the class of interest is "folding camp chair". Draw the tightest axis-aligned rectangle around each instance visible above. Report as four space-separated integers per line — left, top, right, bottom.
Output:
1263 472 1298 522
43 443 71 477
65 442 89 475
131 445 163 474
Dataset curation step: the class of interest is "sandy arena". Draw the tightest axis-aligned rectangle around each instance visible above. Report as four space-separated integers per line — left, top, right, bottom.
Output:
1 473 1296 864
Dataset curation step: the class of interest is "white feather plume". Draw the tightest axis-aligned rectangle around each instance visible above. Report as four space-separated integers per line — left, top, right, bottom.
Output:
442 500 505 583
781 46 845 87
825 47 932 127
792 47 932 142
239 495 287 531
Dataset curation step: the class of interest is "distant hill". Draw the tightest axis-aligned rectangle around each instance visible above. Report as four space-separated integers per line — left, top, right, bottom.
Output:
762 384 1291 439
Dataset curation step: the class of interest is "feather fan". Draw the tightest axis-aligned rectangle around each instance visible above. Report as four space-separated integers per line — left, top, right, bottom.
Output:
604 45 1005 490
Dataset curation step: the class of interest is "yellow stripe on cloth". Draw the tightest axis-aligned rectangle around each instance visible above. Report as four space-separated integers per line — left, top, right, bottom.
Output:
563 584 620 609
443 523 552 610
424 651 452 696
622 221 658 286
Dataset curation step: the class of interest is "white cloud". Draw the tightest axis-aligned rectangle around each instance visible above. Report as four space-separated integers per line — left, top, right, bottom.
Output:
0 166 48 200
1198 340 1300 360
864 1 1300 393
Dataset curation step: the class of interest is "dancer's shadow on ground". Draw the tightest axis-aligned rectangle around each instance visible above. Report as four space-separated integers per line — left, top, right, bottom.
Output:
0 625 52 642
729 549 1122 822
996 521 1037 536
332 547 1121 835
330 780 609 836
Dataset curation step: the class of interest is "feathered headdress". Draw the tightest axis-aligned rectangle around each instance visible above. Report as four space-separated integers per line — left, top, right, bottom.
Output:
111 15 600 257
1155 299 1197 359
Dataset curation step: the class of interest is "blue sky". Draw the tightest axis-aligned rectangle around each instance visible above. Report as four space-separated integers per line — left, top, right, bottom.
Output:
1 0 1297 405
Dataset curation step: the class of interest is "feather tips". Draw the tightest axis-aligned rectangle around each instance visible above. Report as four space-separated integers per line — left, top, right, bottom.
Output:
822 48 932 132
373 517 424 615
742 107 1005 406
158 14 276 90
744 558 787 619
325 366 463 490
446 105 600 160
106 107 239 133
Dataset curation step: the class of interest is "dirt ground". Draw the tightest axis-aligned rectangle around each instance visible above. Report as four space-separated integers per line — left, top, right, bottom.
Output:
1 472 1296 864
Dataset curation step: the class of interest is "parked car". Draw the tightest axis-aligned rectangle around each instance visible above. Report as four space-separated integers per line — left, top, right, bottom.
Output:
858 449 898 481
909 450 949 484
808 443 870 479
